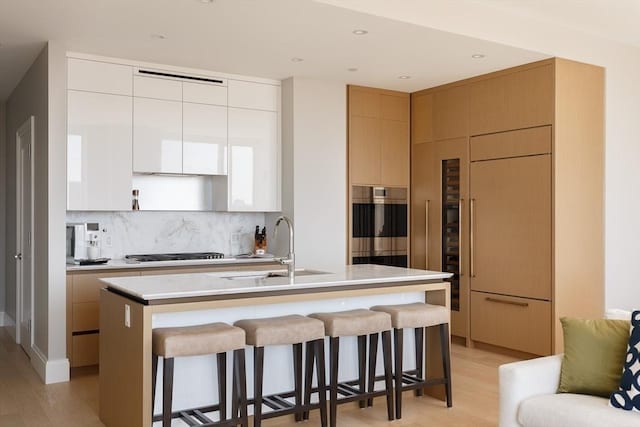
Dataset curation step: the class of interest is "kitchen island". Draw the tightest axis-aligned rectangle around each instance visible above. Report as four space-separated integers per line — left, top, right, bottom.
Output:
99 264 452 427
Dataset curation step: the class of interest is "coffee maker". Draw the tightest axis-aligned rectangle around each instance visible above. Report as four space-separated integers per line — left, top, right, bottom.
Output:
66 222 101 264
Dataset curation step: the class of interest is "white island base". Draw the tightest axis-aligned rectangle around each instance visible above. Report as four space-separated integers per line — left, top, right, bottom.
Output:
99 265 451 427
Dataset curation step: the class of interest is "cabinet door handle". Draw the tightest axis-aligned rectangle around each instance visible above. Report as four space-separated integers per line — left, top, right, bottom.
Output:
425 200 430 269
458 199 464 276
485 297 529 307
470 198 475 277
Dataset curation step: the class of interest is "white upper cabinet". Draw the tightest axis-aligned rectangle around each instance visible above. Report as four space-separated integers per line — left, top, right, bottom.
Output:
67 90 133 210
228 80 280 111
68 58 132 96
133 97 183 174
225 108 280 211
183 102 227 175
133 76 182 101
183 82 227 106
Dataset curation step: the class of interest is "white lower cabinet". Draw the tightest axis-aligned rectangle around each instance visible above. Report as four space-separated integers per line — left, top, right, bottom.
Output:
67 90 133 210
221 107 280 211
182 102 227 175
133 97 183 174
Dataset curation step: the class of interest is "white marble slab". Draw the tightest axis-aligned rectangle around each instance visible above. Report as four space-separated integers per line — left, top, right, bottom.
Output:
66 255 277 272
102 264 453 301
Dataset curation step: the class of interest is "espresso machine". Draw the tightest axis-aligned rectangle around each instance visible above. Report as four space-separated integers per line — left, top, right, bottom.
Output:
66 222 104 264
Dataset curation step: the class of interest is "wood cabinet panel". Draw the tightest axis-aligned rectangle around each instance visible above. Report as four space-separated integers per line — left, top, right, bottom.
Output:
470 155 552 300
349 87 381 118
350 115 381 185
411 93 433 144
72 334 100 367
468 64 554 135
381 120 409 187
433 85 468 141
381 94 409 122
470 126 551 161
72 271 141 303
73 302 99 332
470 291 551 356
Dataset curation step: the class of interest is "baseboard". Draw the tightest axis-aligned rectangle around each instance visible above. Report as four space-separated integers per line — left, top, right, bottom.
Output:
4 314 17 342
31 345 70 384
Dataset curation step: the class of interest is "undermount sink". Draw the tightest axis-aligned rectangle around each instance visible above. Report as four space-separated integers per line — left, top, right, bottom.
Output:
220 269 329 280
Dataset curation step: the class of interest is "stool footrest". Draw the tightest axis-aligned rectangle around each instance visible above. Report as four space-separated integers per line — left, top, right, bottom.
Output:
153 403 240 427
252 390 324 420
373 372 448 389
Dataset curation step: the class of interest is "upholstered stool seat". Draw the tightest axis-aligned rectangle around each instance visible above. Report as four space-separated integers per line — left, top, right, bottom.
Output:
309 309 394 427
234 315 327 427
371 302 452 419
152 322 248 427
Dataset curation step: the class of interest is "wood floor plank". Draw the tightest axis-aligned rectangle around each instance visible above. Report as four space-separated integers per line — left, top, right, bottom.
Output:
0 327 522 426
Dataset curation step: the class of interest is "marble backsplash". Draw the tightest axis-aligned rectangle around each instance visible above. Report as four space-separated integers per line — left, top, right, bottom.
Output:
66 211 267 260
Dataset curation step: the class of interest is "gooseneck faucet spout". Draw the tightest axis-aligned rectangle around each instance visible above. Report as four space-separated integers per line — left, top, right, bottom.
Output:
274 215 295 281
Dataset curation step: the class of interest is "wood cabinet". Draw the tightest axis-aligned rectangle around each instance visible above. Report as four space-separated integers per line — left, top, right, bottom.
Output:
66 262 278 367
67 90 133 211
411 58 604 355
348 86 410 187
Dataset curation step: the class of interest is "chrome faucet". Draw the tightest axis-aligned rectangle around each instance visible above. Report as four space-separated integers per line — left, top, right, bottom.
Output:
274 215 295 281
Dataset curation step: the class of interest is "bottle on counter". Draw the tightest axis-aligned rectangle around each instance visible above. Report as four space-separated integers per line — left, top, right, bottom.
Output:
132 189 140 210
254 226 267 255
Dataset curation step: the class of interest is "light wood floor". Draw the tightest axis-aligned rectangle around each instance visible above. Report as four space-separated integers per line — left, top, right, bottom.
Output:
0 327 521 426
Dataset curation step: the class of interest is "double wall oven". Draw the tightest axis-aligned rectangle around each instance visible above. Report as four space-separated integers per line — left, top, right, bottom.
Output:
351 186 408 267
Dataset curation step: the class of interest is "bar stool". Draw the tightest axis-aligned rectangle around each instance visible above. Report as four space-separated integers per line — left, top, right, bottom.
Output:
309 309 394 427
152 322 248 427
234 314 327 427
371 302 452 419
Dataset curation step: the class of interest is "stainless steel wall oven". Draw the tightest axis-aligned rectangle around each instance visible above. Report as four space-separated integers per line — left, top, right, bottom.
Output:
351 186 408 267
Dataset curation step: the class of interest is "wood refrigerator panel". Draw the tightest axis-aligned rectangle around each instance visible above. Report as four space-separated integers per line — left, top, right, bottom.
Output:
469 154 552 300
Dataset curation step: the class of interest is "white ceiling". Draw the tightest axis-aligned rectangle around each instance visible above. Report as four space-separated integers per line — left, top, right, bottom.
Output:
0 0 549 101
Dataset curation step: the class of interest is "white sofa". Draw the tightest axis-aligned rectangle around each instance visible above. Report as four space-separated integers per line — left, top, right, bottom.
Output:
499 354 640 427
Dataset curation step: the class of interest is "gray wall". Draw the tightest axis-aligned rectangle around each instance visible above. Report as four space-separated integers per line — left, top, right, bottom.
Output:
5 46 49 354
0 102 6 319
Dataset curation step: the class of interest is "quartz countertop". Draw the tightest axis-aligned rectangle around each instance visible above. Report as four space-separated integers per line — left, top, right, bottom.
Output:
101 264 452 302
66 256 277 272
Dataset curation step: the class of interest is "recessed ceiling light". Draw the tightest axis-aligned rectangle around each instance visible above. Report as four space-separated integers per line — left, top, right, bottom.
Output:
151 34 167 40
199 0 214 3
472 54 486 59
291 57 304 63
398 75 411 80
347 68 358 72
352 29 368 35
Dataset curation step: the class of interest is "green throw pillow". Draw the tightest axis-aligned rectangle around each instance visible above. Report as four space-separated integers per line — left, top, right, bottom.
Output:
558 317 630 397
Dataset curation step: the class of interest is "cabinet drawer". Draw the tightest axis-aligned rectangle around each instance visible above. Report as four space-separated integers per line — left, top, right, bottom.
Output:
133 75 182 101
71 271 140 303
470 126 551 161
470 291 551 356
72 302 99 332
71 333 99 367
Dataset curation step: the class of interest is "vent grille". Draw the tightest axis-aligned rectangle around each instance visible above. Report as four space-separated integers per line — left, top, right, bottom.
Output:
137 69 224 84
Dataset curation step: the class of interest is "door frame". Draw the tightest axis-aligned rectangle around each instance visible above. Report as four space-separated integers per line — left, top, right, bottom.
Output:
15 115 35 355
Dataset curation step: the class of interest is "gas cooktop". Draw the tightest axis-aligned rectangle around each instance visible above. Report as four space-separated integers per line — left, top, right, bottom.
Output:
124 252 225 262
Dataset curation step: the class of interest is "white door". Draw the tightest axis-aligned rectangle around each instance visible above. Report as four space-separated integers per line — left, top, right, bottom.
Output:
16 116 34 356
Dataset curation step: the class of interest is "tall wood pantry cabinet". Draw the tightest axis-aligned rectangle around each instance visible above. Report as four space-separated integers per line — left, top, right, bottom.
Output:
411 58 604 355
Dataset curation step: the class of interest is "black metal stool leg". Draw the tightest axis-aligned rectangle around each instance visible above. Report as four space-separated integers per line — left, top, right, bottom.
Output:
293 342 303 421
233 349 248 427
329 337 340 427
381 330 394 421
414 327 424 397
394 328 403 419
366 333 378 407
303 341 314 420
152 354 158 420
357 334 367 408
162 357 174 427
316 338 328 427
439 323 453 408
254 346 265 427
217 352 227 421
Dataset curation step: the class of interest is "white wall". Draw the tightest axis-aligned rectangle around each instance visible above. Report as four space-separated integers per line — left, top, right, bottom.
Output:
318 0 640 310
272 77 347 271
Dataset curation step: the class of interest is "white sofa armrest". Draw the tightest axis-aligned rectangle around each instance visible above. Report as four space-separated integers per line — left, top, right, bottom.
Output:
499 354 563 427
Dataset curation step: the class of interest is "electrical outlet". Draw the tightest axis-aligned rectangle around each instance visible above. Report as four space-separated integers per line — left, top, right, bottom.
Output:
124 304 131 328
